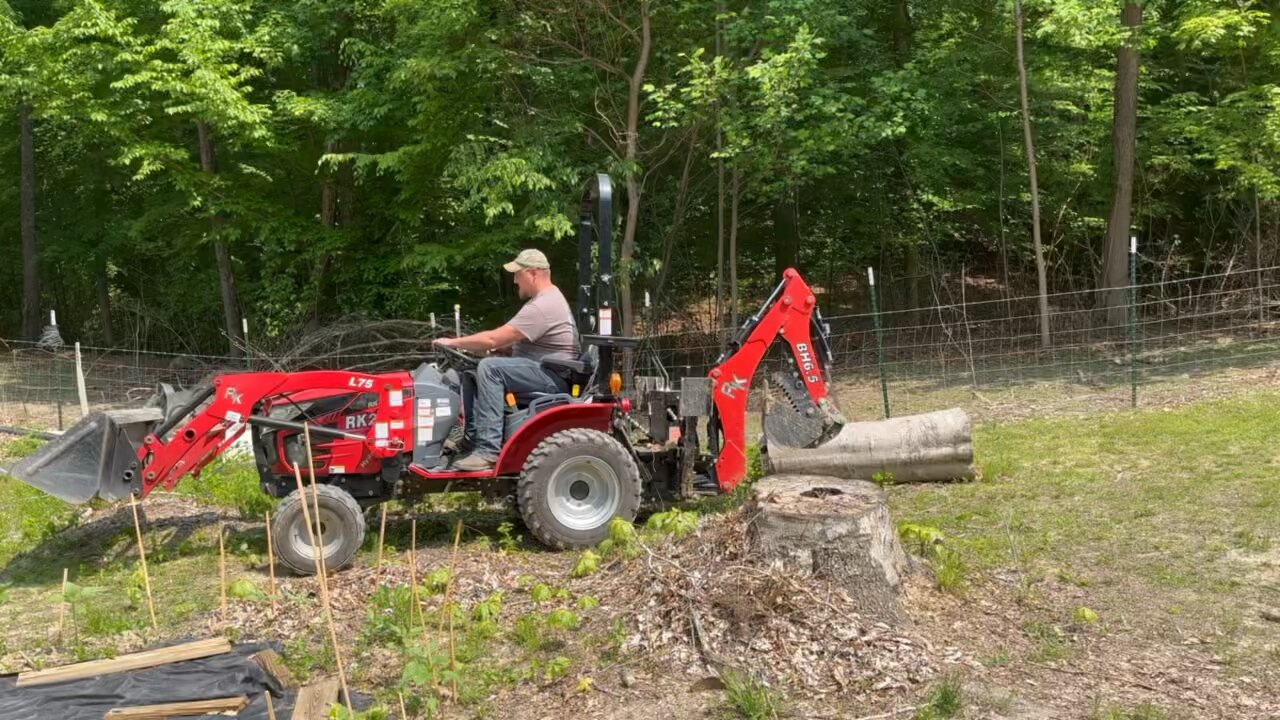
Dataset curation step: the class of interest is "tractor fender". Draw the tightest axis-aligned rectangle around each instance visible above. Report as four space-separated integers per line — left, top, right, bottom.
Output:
494 403 615 476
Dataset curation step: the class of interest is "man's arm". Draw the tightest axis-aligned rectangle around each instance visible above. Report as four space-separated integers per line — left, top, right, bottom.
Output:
436 324 526 353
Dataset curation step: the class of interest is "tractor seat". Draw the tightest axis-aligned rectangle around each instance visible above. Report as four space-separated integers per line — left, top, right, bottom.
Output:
539 344 599 398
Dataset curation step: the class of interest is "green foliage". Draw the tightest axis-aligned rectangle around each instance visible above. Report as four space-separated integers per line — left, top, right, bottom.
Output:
899 523 966 594
575 594 598 611
495 521 521 554
227 578 265 601
177 460 276 519
545 608 579 630
529 583 553 604
644 508 699 538
872 470 895 487
1072 606 1100 625
472 592 503 623
913 674 964 719
570 549 600 578
719 669 782 720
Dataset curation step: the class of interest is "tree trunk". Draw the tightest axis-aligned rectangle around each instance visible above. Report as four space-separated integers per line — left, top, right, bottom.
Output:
619 2 652 338
891 0 921 325
1100 1 1142 327
19 103 40 341
1015 0 1051 348
747 475 909 623
729 168 740 330
96 257 114 346
197 120 244 356
763 408 975 483
772 190 798 277
715 0 726 346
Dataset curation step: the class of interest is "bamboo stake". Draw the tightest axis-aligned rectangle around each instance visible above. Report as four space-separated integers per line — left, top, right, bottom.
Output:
444 519 462 697
265 510 278 615
264 691 277 720
129 495 158 629
377 504 387 569
58 567 68 640
218 524 227 625
301 424 353 718
398 692 408 720
409 519 422 633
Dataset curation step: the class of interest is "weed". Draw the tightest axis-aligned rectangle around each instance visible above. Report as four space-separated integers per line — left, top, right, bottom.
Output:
422 568 451 595
898 523 946 557
545 608 579 630
932 547 967 594
529 583 553 603
542 655 571 682
720 669 782 720
177 459 276 518
495 521 521 554
645 508 698 537
913 673 963 719
472 592 503 623
1092 701 1169 720
576 594 599 610
872 470 895 487
571 549 601 578
512 613 545 651
598 517 641 559
0 434 45 459
1071 606 1100 625
1023 620 1068 662
981 650 1011 667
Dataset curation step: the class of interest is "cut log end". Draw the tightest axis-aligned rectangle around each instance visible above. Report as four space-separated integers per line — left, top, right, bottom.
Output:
747 475 909 624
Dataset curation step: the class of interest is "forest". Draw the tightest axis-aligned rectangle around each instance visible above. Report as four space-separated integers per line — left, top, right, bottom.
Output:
1 0 1277 354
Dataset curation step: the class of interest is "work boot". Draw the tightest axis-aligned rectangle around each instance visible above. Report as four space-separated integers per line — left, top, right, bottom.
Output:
451 453 495 472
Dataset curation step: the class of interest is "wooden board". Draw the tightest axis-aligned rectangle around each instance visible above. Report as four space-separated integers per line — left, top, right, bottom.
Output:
16 637 232 688
290 678 340 720
252 649 297 689
104 695 248 719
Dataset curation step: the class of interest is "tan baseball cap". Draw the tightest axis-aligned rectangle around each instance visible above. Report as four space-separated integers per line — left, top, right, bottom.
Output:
503 249 550 272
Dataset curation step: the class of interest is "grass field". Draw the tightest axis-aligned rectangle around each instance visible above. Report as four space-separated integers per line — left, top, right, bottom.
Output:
0 389 1277 718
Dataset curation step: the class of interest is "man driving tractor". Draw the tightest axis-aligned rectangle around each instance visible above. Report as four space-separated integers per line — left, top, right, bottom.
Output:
433 249 579 471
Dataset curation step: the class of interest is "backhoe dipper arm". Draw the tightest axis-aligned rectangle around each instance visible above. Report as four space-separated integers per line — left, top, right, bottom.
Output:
707 269 842 492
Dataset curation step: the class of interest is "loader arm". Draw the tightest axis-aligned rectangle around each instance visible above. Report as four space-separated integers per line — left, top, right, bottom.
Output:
133 370 413 498
708 268 844 492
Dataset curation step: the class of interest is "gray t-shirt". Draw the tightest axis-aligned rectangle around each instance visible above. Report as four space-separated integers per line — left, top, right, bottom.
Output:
507 287 578 362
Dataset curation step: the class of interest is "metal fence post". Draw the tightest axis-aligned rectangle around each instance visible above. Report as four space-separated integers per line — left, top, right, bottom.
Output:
868 267 890 419
1129 235 1138 408
454 304 462 336
241 317 250 369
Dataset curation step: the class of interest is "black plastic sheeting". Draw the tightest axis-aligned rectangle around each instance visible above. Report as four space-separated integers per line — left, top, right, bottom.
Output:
0 639 366 719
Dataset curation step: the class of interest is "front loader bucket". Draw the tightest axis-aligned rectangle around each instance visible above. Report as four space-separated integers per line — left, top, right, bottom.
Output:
3 408 162 504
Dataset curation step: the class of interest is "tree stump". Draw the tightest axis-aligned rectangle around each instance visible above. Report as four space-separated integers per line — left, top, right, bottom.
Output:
763 408 974 483
746 475 909 623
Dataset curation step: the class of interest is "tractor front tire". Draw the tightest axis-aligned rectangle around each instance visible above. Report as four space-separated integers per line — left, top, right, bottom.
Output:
271 484 366 576
518 428 641 549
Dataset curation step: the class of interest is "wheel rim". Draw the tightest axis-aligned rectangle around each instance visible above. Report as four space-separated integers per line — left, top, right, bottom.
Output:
287 505 346 562
546 455 621 531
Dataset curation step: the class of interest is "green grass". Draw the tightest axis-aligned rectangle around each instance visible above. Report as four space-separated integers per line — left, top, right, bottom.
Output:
720 669 783 720
888 391 1280 656
913 673 964 719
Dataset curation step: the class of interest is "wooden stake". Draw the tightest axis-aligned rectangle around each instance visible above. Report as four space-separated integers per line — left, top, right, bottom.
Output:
129 495 158 629
263 691 277 720
104 695 249 719
301 424 353 718
438 518 464 698
409 518 422 633
398 692 408 720
58 567 68 641
218 524 227 625
265 510 278 614
377 503 387 569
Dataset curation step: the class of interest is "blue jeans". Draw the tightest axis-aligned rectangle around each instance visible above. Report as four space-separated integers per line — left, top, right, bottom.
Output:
462 357 564 458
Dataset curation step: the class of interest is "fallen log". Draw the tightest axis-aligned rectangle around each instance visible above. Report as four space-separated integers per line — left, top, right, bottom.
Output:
763 408 974 483
747 475 909 623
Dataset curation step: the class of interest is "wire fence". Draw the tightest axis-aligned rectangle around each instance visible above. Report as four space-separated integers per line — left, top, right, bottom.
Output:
5 263 1280 434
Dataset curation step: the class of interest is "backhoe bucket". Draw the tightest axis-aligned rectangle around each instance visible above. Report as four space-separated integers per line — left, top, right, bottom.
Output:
3 408 161 504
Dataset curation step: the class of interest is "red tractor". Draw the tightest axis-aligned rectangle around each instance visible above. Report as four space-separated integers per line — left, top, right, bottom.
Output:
6 174 845 574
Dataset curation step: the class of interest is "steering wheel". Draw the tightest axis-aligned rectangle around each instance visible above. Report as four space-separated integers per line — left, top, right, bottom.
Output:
433 341 480 369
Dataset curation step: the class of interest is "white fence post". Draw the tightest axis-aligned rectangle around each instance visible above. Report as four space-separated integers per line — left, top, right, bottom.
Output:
74 342 89 418
454 304 461 336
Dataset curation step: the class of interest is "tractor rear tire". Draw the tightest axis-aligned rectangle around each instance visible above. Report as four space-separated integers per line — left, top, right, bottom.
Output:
271 484 366 576
518 428 641 549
